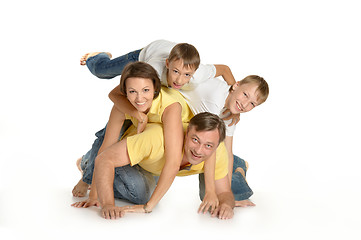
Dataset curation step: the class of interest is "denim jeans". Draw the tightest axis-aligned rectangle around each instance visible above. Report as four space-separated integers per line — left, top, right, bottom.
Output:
85 49 141 79
199 155 253 201
80 120 155 204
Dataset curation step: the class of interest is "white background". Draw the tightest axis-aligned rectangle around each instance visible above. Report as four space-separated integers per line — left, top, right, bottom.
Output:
1 0 360 239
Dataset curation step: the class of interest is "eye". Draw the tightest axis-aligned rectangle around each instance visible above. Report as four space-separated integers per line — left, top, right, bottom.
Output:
129 90 136 94
143 88 150 92
185 73 192 78
251 102 256 107
206 144 213 149
173 69 179 74
192 138 198 143
243 92 248 97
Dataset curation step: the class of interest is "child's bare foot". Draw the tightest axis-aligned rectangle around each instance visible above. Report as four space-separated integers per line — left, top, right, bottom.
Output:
72 179 89 197
80 52 112 65
235 199 256 207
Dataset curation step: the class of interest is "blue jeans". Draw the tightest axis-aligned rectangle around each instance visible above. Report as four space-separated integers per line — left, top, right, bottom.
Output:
86 49 141 79
199 155 253 201
80 120 156 204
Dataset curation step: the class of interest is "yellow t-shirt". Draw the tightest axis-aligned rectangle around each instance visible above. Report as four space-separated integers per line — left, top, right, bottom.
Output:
125 123 228 180
125 86 193 127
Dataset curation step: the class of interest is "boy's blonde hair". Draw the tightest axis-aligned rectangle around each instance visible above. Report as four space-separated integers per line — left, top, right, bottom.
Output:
168 43 200 70
239 75 269 104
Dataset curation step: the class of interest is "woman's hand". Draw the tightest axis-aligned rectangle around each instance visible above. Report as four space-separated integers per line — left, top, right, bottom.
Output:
71 198 100 208
137 112 148 134
198 191 219 215
122 204 152 214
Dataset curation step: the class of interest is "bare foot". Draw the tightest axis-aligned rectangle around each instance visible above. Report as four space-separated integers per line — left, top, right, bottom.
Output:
80 52 112 65
72 179 89 197
235 199 256 207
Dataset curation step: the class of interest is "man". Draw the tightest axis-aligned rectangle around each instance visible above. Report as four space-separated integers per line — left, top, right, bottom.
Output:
74 112 235 220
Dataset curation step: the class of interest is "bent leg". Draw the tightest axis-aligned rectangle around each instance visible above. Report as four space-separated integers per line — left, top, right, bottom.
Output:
198 155 254 201
231 155 253 201
81 120 132 185
86 49 141 79
113 165 156 204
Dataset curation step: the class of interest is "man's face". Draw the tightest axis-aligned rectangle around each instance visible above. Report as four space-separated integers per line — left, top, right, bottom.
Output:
226 82 260 114
183 126 220 165
166 59 196 90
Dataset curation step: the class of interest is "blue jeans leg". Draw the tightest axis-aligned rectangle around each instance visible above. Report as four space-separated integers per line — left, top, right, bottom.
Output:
113 165 156 204
198 154 253 201
86 49 141 79
81 120 133 184
231 155 253 200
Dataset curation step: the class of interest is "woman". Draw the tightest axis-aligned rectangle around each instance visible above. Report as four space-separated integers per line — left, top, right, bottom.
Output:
72 61 193 213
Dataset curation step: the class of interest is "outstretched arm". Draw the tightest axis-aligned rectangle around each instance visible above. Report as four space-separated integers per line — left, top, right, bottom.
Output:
143 102 184 211
72 105 126 209
198 151 218 214
224 136 234 184
214 65 236 85
212 175 235 220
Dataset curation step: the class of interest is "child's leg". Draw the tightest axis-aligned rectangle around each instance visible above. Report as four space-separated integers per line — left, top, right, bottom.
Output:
85 49 141 79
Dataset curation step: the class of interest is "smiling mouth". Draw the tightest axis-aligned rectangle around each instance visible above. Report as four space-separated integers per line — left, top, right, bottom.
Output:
136 102 146 106
236 102 244 112
191 150 202 159
172 83 182 89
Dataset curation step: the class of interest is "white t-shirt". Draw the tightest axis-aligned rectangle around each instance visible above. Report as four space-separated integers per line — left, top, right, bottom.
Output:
139 40 235 136
138 39 216 90
179 78 236 137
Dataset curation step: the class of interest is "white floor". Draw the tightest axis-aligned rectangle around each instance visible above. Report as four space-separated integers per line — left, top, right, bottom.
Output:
1 1 361 239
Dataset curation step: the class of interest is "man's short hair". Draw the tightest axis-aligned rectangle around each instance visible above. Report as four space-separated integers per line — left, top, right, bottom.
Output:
188 112 226 144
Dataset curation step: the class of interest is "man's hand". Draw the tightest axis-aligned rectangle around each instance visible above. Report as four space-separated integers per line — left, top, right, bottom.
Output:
211 203 234 220
71 198 100 208
101 205 125 220
198 192 219 215
221 109 240 126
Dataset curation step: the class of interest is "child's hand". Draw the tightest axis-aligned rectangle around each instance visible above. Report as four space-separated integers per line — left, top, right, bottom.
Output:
136 112 148 134
198 191 219 214
221 109 240 126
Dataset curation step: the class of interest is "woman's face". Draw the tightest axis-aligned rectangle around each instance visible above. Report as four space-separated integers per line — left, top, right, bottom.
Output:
226 82 260 114
126 77 155 113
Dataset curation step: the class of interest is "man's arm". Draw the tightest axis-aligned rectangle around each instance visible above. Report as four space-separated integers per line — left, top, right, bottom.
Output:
71 105 126 209
214 65 236 85
213 174 235 220
198 151 218 214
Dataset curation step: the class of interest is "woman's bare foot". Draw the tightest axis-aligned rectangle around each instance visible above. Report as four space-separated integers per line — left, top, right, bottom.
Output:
72 179 89 197
235 199 256 207
80 52 112 65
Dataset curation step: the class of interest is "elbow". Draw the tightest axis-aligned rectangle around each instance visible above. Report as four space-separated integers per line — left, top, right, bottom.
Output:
108 91 116 103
